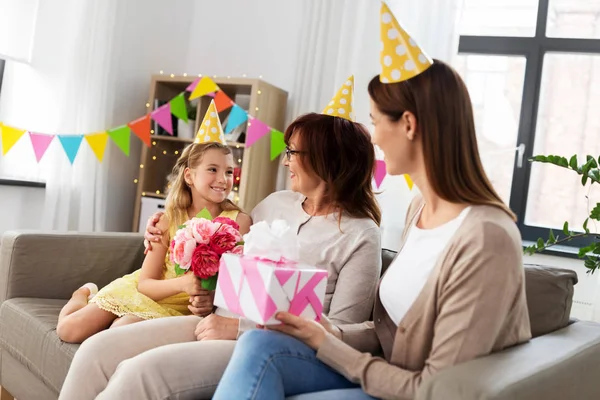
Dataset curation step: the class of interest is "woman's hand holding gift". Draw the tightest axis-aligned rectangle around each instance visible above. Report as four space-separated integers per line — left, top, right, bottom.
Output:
267 312 340 350
194 314 239 341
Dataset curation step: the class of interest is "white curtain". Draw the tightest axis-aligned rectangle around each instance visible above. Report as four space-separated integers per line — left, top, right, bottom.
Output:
278 0 462 250
0 0 194 233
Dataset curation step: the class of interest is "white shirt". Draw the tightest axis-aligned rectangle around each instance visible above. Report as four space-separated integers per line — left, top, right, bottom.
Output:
379 206 471 325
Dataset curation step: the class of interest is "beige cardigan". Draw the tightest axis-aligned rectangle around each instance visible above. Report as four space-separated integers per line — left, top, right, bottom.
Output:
316 196 532 400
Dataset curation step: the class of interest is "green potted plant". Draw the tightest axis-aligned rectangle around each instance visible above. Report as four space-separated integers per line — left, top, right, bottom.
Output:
524 154 600 273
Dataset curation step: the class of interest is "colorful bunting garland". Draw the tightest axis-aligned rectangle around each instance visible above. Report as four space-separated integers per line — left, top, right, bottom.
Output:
0 75 289 166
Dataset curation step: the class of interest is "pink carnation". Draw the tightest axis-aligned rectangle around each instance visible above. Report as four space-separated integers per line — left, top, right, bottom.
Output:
171 237 197 270
191 244 220 279
213 217 240 232
190 219 219 244
210 231 237 255
231 245 244 255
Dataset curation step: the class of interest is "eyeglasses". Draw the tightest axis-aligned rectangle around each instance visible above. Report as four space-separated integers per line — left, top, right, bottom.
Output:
285 147 304 161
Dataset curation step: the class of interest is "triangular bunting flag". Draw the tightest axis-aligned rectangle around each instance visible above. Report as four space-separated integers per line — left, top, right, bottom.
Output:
186 78 200 92
189 77 219 100
225 105 248 134
151 103 173 135
404 174 414 190
85 132 109 162
1 125 26 155
270 129 286 161
169 93 188 123
128 114 152 147
58 135 83 164
246 117 271 148
29 132 54 162
107 125 131 156
214 90 234 112
374 160 387 188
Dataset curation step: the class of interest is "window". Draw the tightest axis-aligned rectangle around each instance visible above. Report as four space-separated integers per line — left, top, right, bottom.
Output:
455 0 600 249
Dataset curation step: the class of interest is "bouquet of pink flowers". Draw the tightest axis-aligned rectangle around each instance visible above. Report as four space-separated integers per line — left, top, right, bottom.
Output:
169 208 243 290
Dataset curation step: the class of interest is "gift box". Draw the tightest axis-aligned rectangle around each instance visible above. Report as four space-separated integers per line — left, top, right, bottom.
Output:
214 220 328 325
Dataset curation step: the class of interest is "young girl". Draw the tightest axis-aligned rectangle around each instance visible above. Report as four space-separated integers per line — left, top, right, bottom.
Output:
56 141 252 344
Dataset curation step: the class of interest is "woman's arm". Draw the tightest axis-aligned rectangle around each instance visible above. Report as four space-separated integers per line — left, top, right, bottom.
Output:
236 212 252 235
326 226 382 325
137 215 198 300
316 224 528 400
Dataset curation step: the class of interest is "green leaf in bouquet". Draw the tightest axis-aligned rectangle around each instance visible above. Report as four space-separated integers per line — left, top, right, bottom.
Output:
235 241 244 246
201 275 218 291
174 264 187 276
196 208 214 221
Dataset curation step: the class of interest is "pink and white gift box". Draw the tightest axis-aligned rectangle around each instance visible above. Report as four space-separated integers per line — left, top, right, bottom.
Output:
214 253 327 325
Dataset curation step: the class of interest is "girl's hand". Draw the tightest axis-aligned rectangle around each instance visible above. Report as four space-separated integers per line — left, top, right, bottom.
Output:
267 312 329 350
143 212 164 254
180 273 203 296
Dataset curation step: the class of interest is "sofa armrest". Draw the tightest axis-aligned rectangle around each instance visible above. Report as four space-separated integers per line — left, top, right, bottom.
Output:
0 230 145 302
416 321 600 400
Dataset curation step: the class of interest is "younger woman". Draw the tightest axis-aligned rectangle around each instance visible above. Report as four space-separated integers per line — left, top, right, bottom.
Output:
56 142 252 343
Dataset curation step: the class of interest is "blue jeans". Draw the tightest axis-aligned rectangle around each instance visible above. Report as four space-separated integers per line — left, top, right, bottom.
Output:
212 330 377 400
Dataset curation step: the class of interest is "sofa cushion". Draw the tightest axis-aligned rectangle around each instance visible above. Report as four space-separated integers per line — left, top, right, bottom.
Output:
524 264 577 338
0 298 77 394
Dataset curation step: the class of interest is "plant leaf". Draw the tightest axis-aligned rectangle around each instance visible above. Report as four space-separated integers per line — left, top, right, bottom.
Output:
537 238 545 249
196 207 214 221
174 264 187 276
582 173 589 186
569 155 578 170
584 218 590 233
563 221 570 236
200 275 218 291
548 229 556 243
591 203 600 221
587 155 598 168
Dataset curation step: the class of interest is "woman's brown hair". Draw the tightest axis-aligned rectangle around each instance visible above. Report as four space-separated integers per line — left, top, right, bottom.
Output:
284 113 382 226
368 59 516 220
165 142 242 234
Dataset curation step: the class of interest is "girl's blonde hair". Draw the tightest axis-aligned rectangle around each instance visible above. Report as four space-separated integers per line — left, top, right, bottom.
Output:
165 142 242 232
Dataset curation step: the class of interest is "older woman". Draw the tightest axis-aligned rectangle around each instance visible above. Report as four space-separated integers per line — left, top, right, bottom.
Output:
211 57 531 400
59 106 383 399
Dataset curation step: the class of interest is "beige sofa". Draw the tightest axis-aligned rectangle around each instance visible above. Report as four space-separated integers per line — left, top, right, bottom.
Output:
1 230 600 400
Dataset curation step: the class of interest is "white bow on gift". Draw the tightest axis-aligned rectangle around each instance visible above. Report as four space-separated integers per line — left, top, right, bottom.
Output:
242 220 300 262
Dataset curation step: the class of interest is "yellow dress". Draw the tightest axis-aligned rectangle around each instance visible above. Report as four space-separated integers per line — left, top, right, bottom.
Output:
90 209 239 320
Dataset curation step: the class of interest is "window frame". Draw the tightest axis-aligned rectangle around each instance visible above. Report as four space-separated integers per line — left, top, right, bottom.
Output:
458 0 600 251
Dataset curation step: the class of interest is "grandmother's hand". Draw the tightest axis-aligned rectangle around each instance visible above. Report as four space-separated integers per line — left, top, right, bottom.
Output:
143 212 164 254
195 314 239 341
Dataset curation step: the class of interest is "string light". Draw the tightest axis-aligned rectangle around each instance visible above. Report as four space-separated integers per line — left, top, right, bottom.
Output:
152 156 157 160
257 90 262 95
237 158 242 163
213 75 217 79
227 76 231 79
259 75 263 79
142 192 146 196
156 190 161 195
170 74 175 78
134 179 138 183
255 107 259 111
174 150 179 155
242 74 247 77
183 73 188 77
151 130 155 134
146 102 150 108
140 164 144 169
152 141 156 146
198 73 202 77
236 145 240 149
163 150 167 155
236 177 240 181
234 187 238 191
159 70 164 75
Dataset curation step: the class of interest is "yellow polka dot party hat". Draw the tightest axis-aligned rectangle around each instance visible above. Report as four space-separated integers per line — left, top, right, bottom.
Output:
195 100 226 145
379 2 433 83
322 75 354 121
